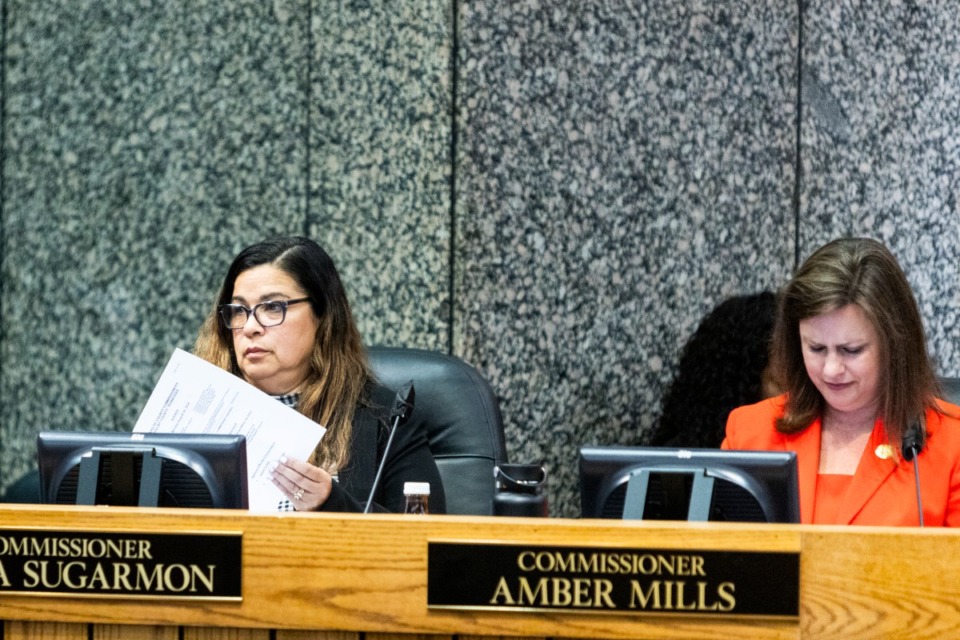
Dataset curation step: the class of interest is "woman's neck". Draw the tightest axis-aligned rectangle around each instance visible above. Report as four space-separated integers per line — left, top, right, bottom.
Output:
822 403 879 436
819 407 878 475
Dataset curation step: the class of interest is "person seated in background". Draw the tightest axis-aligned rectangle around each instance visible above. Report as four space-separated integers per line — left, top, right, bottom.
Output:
723 237 960 526
194 236 446 513
647 291 779 449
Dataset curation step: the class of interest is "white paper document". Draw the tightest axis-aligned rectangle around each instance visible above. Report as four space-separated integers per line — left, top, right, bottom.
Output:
134 348 326 512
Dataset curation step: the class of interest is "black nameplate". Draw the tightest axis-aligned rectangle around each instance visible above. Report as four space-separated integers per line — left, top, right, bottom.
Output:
0 529 241 601
428 541 798 618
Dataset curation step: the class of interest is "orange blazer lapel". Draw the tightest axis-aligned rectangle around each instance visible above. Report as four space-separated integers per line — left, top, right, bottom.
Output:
835 423 897 524
783 419 821 524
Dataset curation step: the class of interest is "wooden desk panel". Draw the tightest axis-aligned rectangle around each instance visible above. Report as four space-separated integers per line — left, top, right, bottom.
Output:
1 505 956 639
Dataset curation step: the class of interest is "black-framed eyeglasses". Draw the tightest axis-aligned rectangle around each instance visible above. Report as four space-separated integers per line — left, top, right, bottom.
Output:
218 298 311 330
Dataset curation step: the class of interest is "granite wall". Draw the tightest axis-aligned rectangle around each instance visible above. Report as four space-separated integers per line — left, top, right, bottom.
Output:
1 1 957 517
799 0 960 371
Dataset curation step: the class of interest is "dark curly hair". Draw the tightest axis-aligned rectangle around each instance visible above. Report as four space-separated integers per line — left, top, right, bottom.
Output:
647 291 778 448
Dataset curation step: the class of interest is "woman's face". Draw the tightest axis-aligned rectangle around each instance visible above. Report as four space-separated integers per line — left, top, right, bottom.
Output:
229 264 319 395
799 303 882 422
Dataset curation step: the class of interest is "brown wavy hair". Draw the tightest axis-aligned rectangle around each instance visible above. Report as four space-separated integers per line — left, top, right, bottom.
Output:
194 236 372 470
770 237 940 444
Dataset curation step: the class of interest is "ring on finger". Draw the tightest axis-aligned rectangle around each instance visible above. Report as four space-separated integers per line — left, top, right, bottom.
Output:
294 488 305 500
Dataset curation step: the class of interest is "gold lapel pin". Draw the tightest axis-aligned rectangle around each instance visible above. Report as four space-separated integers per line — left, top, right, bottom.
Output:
875 444 894 460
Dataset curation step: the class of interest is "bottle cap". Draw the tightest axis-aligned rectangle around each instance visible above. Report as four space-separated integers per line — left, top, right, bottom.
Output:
403 481 431 496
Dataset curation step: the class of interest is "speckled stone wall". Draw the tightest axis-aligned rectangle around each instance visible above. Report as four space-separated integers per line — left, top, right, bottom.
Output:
0 1 452 493
309 3 453 347
454 1 799 516
799 0 960 375
1 1 958 518
1 0 311 489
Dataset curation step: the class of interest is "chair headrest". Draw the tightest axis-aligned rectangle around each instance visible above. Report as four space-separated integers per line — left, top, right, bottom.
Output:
941 377 960 406
368 346 507 461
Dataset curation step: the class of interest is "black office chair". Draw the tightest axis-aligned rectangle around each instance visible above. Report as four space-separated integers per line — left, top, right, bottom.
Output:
941 377 960 406
1 467 40 503
368 346 508 515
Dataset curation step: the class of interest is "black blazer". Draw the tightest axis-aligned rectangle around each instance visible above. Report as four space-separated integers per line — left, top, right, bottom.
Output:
319 382 446 513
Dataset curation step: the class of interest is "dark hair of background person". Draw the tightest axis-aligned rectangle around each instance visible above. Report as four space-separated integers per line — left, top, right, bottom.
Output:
770 237 940 444
194 236 372 471
646 291 778 449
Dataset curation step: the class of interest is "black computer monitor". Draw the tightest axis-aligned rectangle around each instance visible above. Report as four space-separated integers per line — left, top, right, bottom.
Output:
37 431 249 509
579 446 799 523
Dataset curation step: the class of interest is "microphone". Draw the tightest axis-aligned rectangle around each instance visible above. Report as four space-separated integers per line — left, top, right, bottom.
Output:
363 381 415 514
901 420 925 527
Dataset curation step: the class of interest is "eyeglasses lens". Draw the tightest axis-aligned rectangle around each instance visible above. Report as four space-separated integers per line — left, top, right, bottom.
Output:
256 302 286 327
220 306 248 329
220 301 289 329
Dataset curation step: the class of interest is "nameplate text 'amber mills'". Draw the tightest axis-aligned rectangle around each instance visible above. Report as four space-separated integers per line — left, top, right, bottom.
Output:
428 541 798 618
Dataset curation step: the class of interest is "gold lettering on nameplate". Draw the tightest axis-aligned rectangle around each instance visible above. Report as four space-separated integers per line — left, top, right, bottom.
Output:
490 575 617 608
627 579 735 611
429 542 798 619
0 529 241 601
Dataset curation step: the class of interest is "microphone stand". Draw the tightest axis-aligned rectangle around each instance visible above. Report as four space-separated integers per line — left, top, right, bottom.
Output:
910 459 923 527
363 381 415 514
901 421 925 527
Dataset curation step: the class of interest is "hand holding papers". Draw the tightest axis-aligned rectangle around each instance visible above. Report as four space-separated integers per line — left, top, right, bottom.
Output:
134 348 326 512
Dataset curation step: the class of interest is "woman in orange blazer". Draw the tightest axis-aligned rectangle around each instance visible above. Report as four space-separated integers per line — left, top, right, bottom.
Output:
722 238 960 526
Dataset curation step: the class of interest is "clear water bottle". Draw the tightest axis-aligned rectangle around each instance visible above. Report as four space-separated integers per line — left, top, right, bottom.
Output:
403 481 431 514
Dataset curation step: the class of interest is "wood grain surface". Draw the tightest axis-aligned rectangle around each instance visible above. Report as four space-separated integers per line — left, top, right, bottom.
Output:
1 505 957 639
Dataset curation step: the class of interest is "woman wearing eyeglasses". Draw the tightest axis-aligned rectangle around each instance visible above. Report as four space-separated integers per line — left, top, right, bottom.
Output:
193 236 446 513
